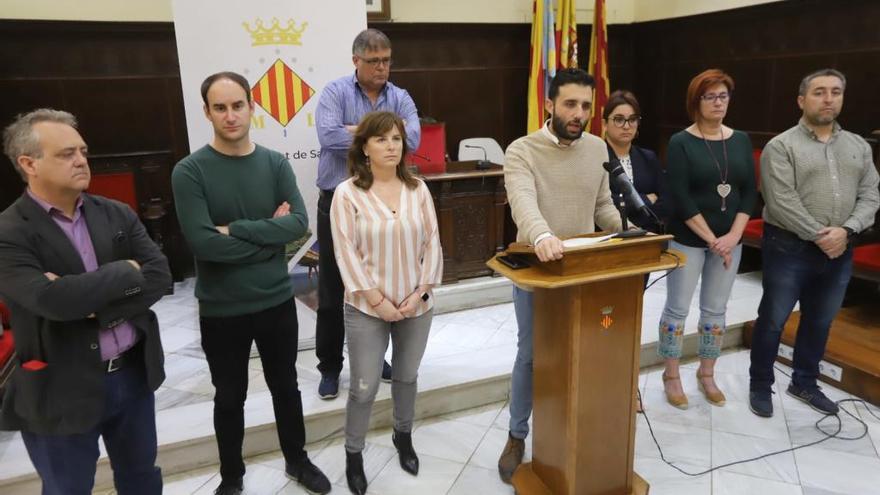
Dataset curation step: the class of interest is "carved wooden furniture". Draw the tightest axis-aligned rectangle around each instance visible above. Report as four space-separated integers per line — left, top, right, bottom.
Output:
488 233 681 495
422 160 507 283
87 151 188 282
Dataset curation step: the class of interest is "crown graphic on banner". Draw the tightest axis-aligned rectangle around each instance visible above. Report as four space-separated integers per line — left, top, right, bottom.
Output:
242 18 308 46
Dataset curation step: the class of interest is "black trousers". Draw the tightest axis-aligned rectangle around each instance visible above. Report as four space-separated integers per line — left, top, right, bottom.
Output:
200 299 306 481
315 190 346 376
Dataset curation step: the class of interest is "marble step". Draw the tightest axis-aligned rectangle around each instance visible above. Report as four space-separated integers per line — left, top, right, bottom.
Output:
0 322 746 494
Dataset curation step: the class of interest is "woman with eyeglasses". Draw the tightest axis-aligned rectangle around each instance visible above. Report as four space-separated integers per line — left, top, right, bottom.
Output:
657 69 757 410
603 90 667 234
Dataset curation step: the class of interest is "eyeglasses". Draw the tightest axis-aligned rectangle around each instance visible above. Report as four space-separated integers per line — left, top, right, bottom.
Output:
608 115 641 128
701 92 730 103
359 56 393 67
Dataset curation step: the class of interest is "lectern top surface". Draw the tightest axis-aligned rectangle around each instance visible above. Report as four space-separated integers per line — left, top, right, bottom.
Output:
487 249 685 289
506 232 673 256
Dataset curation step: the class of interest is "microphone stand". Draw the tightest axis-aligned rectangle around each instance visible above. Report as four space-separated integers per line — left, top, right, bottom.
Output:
615 193 648 239
407 151 433 174
464 144 492 170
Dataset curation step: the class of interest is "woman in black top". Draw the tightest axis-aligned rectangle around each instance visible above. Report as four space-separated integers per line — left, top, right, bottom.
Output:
603 90 667 233
657 69 757 411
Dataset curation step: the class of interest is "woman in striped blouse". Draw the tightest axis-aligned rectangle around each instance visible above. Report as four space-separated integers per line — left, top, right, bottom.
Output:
330 111 443 495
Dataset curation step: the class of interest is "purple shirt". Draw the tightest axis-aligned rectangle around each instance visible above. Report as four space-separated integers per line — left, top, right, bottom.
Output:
315 73 421 190
27 190 138 361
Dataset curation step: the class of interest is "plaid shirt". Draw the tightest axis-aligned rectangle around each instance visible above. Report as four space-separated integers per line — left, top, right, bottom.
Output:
761 118 880 241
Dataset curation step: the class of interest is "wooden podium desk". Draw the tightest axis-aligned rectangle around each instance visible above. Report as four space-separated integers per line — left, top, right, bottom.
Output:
422 161 506 283
488 233 683 495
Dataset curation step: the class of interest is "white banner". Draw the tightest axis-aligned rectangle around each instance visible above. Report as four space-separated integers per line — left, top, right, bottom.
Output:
172 0 366 345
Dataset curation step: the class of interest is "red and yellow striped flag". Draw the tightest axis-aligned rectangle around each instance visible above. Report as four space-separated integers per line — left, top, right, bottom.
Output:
588 0 609 136
527 0 557 134
555 0 577 69
252 59 315 127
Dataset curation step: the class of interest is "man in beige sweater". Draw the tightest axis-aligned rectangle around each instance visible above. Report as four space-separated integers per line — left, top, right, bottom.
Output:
498 68 622 483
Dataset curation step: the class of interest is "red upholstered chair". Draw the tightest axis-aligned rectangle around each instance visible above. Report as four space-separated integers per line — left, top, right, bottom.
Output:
0 331 13 367
409 122 446 174
0 300 9 329
742 148 765 248
753 148 763 189
0 301 15 398
743 218 764 248
87 172 139 212
853 243 880 282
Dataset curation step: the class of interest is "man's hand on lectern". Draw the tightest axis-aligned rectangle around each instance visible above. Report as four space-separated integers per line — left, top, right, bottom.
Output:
535 235 564 262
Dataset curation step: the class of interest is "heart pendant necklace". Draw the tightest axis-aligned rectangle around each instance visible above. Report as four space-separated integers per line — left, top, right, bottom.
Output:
699 125 730 212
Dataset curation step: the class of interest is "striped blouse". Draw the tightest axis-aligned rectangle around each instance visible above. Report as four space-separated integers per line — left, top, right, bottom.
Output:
330 177 443 318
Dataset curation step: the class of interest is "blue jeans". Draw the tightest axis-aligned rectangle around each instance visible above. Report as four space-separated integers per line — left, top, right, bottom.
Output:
21 362 161 495
658 241 742 360
749 224 853 393
509 286 534 440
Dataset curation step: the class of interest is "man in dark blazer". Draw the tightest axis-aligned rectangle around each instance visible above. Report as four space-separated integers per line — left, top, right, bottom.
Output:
0 109 171 495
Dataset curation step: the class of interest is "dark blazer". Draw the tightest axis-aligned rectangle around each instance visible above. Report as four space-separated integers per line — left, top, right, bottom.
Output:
606 143 668 233
0 193 170 435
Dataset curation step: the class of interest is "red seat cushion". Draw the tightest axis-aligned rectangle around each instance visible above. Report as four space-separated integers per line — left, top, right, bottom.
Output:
743 218 764 240
753 149 762 189
0 301 9 328
87 172 138 212
0 331 13 366
854 243 880 272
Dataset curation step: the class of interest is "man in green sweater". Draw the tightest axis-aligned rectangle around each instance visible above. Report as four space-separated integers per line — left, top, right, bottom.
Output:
497 68 622 483
172 72 330 495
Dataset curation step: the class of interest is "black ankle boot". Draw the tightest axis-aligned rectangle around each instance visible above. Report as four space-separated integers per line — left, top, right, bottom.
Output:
345 450 368 495
392 429 420 475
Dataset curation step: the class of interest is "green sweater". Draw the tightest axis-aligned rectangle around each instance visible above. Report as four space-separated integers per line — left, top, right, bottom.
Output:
666 130 757 248
172 144 308 317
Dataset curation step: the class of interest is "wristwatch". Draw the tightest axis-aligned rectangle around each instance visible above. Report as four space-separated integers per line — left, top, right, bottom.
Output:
421 292 430 302
843 227 856 239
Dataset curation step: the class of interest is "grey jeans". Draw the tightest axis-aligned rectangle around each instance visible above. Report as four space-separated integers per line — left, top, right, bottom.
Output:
343 304 433 453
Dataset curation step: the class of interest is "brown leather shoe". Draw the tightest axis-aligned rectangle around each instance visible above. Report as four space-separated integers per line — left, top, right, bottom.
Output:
498 433 525 484
662 372 689 410
697 370 726 406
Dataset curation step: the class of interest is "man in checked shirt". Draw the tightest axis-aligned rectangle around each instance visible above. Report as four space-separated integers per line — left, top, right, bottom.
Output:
748 69 879 418
314 28 421 400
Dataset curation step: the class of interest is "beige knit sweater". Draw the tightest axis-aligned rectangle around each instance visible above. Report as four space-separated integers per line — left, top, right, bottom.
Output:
504 126 623 244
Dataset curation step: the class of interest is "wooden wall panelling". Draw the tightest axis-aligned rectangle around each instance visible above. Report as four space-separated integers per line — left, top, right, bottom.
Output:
629 0 880 156
381 23 532 158
835 51 880 134
4 1 880 279
0 20 193 278
427 69 506 160
765 55 837 131
498 66 530 148
63 78 175 153
0 80 67 208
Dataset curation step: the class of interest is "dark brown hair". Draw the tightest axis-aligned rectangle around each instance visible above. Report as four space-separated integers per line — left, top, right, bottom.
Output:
347 111 418 190
200 71 251 106
685 69 734 122
603 89 641 120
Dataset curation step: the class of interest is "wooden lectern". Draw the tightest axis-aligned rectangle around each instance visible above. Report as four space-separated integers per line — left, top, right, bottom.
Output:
487 233 681 495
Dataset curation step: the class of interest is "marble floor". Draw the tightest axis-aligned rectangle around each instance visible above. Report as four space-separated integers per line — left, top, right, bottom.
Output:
3 268 876 495
137 269 767 417
152 350 880 495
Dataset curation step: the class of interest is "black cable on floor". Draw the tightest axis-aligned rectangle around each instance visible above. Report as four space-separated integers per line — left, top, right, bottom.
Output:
637 369 880 477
